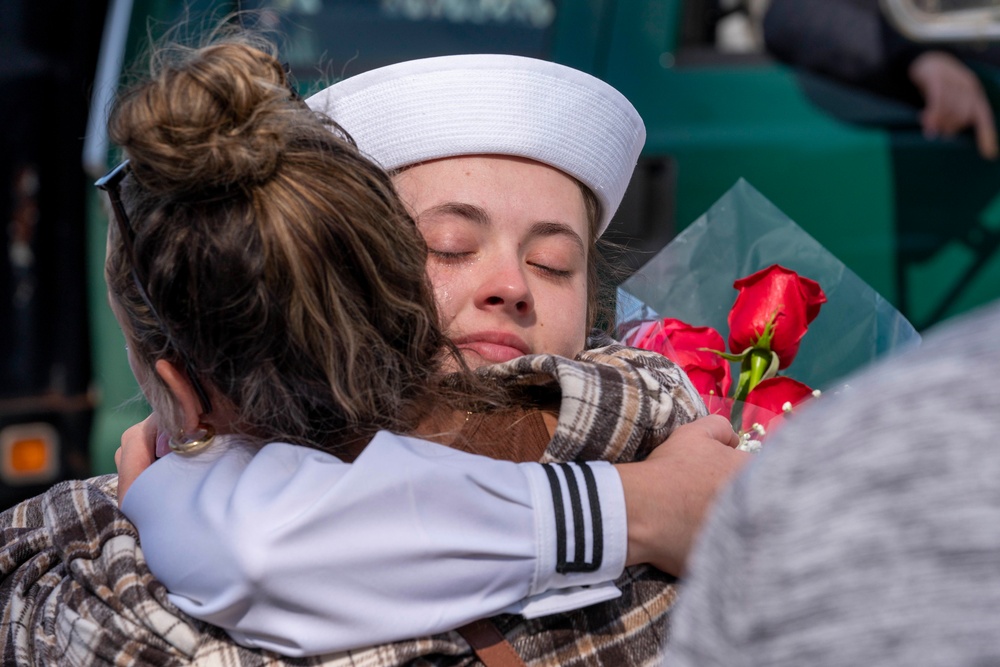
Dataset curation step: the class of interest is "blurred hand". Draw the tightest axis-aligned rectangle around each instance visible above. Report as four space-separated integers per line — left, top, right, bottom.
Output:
615 414 751 576
909 50 998 160
115 414 161 506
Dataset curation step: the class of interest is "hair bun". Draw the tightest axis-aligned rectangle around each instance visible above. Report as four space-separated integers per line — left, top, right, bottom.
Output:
109 40 296 197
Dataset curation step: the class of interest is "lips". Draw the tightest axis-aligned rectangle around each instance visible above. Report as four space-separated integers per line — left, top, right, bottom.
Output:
452 331 530 364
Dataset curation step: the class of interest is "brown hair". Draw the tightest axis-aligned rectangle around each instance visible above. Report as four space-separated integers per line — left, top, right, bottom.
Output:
105 31 479 453
579 183 621 338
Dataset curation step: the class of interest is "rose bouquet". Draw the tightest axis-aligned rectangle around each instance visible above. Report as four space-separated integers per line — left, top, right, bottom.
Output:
621 265 826 445
616 180 920 446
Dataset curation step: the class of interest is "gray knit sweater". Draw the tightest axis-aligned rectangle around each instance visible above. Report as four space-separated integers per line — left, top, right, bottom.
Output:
665 301 1000 666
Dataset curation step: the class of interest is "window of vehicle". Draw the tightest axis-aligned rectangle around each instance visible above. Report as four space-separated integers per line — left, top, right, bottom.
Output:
882 0 1000 42
244 0 560 81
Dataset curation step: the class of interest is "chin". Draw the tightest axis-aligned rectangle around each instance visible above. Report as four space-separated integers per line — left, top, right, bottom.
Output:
438 353 481 373
446 351 498 372
459 353 492 371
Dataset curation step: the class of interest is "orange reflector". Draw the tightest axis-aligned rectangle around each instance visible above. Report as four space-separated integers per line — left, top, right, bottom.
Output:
1 423 59 485
11 438 49 473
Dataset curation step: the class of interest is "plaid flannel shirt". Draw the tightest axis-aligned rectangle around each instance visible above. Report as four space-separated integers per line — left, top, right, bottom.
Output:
0 344 704 666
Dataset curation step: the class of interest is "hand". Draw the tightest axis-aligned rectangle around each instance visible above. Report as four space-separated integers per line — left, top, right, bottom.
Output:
908 50 998 160
615 415 750 576
115 414 161 506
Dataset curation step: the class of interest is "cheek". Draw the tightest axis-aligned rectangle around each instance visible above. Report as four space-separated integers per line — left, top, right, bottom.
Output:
425 264 460 325
539 280 589 356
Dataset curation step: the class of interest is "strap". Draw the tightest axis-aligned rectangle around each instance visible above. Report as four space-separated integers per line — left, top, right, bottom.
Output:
456 619 528 667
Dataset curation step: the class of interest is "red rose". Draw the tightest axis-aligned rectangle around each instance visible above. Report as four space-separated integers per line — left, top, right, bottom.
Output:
741 376 815 433
624 317 731 398
728 265 826 369
703 393 733 421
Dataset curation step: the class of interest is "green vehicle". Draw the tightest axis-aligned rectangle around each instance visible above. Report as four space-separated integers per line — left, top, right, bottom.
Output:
2 0 999 505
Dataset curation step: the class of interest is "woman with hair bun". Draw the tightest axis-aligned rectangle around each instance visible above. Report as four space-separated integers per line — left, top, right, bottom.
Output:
104 36 459 461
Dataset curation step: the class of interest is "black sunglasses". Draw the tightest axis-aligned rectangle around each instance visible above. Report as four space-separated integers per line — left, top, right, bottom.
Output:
96 159 214 415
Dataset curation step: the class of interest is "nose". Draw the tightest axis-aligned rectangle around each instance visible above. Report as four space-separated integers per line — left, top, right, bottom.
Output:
473 261 534 316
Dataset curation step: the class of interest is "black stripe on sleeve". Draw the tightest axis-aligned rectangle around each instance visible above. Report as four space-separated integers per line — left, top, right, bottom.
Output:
543 464 567 572
580 462 603 570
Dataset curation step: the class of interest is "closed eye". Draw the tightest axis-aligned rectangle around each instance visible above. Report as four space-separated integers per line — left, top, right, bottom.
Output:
428 249 473 262
528 262 573 279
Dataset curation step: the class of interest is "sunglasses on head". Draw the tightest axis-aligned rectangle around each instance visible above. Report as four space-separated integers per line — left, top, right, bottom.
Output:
96 159 214 415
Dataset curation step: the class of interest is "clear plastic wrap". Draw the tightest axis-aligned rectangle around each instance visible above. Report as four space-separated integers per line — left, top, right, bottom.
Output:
617 179 920 390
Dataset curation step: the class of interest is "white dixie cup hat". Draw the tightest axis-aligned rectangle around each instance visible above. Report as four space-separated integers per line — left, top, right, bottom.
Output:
306 53 646 236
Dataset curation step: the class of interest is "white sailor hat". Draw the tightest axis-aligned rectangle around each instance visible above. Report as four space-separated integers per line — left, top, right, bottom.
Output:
306 53 646 236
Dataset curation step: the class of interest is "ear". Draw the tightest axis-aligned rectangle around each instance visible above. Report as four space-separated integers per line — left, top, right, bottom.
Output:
154 359 204 434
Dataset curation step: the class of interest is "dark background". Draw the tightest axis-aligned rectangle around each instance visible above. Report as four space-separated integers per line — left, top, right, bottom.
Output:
0 0 108 506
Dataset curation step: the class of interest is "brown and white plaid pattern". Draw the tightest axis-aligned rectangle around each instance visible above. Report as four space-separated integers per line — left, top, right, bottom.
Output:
0 344 703 666
487 343 705 465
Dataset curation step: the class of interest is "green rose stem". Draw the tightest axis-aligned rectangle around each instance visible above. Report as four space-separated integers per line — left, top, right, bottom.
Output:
732 347 780 402
722 347 777 430
713 315 781 431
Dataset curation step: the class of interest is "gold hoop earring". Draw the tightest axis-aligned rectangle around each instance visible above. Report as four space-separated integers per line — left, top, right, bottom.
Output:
169 422 216 455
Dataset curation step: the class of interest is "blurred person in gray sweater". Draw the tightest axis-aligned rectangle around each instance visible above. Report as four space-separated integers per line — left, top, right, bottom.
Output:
664 298 1000 666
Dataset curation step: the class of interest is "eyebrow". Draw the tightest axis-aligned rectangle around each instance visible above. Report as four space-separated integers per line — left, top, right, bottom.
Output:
421 202 490 226
530 221 586 254
420 202 586 253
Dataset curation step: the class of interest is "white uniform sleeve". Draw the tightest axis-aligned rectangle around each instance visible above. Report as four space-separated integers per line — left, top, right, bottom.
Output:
121 432 626 656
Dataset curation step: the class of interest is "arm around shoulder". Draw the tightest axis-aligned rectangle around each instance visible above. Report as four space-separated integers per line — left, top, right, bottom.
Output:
122 432 628 655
